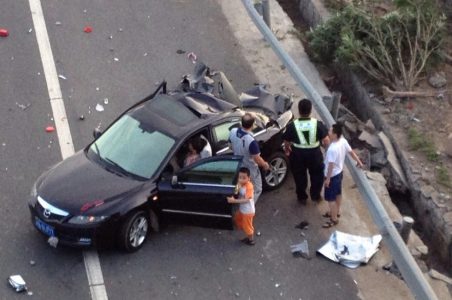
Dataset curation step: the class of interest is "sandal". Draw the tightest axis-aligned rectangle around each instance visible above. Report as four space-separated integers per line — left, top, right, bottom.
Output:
322 212 341 218
240 238 256 246
322 219 339 228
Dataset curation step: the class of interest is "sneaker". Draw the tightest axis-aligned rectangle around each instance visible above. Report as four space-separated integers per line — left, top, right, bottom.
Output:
240 238 255 246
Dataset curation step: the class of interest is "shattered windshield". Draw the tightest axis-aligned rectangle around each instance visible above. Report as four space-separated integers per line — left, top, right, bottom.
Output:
88 114 175 180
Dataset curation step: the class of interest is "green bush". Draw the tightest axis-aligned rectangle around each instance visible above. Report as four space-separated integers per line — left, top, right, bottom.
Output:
308 0 446 91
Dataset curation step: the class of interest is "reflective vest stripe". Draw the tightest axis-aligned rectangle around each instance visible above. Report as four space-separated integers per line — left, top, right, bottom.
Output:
293 118 319 149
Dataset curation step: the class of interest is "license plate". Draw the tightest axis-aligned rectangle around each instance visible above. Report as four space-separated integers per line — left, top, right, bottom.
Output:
35 218 55 237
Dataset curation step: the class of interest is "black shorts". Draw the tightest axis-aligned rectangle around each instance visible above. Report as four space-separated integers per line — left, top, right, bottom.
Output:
324 172 343 201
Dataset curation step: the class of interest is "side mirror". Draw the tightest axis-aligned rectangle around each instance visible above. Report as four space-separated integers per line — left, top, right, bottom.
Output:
93 128 102 139
171 175 178 187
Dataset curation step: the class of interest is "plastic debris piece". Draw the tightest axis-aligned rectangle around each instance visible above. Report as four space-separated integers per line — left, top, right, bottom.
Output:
108 35 113 40
295 221 309 230
291 240 310 259
176 49 186 54
170 275 177 280
118 28 123 32
272 209 279 216
202 237 207 242
58 74 67 80
79 115 85 120
37 72 41 75
103 98 109 105
29 260 36 266
27 291 33 296
16 102 31 110
83 9 87 13
113 57 119 62
55 21 62 26
256 231 261 236
48 236 58 248
2 143 5 146
275 283 280 288
8 275 27 292
95 103 104 112
143 52 148 57
187 52 197 64
95 87 100 91
28 28 33 33
300 232 306 237
45 126 55 133
0 28 9 37
84 26 93 33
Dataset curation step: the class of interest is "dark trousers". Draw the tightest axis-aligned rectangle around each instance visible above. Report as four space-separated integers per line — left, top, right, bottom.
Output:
289 147 324 201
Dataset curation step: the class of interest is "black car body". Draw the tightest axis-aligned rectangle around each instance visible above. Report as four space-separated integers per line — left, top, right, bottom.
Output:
28 63 293 251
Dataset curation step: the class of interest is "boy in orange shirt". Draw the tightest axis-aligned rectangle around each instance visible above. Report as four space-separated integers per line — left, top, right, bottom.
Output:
227 167 256 246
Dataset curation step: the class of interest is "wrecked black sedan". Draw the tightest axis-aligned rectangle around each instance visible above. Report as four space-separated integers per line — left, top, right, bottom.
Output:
28 63 293 251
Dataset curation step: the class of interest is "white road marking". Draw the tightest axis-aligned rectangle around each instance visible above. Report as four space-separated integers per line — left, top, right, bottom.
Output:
28 0 108 299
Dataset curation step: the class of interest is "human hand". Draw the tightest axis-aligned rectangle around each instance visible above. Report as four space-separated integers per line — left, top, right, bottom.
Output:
324 178 330 188
263 162 271 171
227 196 235 203
356 161 364 169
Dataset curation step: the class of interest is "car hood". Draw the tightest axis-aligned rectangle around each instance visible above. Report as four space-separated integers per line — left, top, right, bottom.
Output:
38 150 144 214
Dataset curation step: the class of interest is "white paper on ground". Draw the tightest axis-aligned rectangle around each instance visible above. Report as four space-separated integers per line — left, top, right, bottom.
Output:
317 231 382 269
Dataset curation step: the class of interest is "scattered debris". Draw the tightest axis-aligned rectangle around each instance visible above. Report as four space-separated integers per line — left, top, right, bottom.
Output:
187 52 197 64
275 283 280 288
79 115 85 120
143 52 148 57
15 102 31 110
55 21 62 26
8 275 27 292
83 9 87 13
176 49 186 54
28 28 33 33
48 236 58 248
291 240 310 259
256 231 261 236
294 221 309 230
45 126 55 133
202 237 207 242
108 35 113 40
95 87 100 91
29 260 36 266
299 232 306 237
272 209 279 217
317 231 382 268
27 291 33 296
118 28 123 32
83 26 93 33
58 74 67 80
95 104 104 112
358 131 382 149
0 28 9 37
113 57 119 62
170 275 177 280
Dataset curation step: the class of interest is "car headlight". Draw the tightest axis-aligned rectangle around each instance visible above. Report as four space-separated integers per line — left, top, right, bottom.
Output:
68 215 109 224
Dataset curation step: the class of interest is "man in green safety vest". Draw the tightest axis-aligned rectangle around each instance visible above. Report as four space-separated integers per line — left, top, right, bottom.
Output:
282 99 329 205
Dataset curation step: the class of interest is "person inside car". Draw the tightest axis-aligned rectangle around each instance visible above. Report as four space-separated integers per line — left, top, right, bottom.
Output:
184 136 205 167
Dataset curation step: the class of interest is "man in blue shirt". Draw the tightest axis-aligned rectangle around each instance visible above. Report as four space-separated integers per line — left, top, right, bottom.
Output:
229 113 270 202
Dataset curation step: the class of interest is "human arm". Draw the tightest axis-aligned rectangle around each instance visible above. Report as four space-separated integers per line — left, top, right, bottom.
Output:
283 140 292 156
324 162 334 188
227 183 254 203
227 196 252 204
349 150 364 168
252 154 270 171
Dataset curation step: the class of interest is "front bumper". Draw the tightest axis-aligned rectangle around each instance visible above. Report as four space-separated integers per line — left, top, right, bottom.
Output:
28 203 118 248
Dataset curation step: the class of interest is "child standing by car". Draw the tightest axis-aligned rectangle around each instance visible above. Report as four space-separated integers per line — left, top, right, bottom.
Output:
322 124 363 228
227 167 256 246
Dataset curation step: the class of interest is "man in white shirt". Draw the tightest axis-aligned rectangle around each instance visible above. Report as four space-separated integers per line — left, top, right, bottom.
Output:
323 124 363 228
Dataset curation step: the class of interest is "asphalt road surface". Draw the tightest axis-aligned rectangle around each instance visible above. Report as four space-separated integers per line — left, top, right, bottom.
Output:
0 0 359 299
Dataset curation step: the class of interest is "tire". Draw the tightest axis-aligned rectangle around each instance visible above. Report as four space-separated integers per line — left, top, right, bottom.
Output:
262 152 289 191
118 210 150 252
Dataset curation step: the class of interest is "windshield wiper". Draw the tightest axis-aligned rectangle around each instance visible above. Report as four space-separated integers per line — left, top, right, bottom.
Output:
103 157 131 177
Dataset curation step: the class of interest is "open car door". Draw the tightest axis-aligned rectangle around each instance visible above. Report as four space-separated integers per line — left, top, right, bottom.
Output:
157 155 243 230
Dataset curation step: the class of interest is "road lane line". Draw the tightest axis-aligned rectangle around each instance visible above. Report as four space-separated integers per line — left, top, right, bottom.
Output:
28 0 108 299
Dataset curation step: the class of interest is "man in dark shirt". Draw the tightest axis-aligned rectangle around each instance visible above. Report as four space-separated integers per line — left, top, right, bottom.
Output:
282 99 329 205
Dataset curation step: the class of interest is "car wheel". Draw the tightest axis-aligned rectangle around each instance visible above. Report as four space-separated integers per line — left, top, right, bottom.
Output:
262 152 289 191
119 210 149 252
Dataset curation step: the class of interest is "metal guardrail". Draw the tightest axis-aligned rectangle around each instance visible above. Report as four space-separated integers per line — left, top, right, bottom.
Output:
241 1 438 299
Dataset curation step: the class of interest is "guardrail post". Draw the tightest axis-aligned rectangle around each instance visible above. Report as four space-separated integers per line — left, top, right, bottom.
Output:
400 216 414 243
